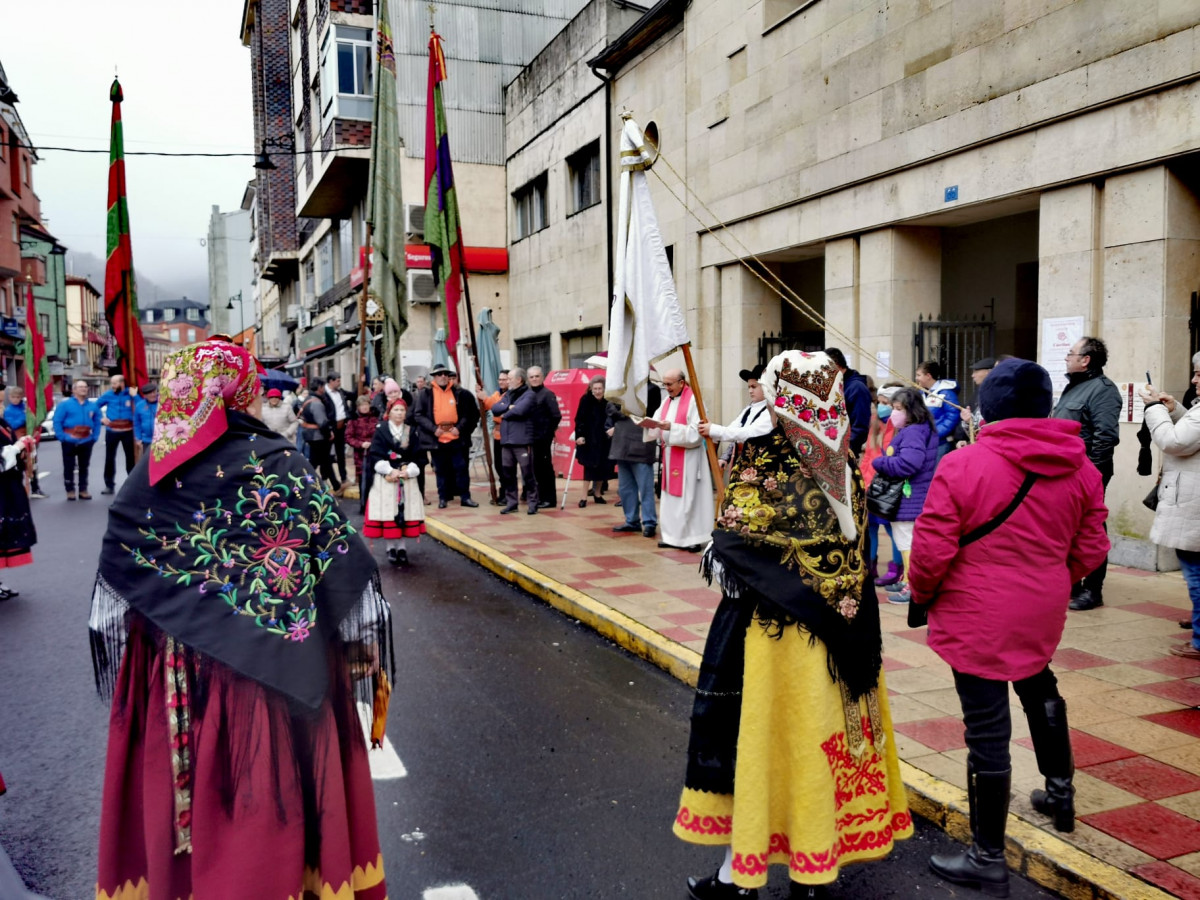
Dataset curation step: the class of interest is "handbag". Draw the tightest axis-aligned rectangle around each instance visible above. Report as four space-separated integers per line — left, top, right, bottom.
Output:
866 474 907 521
1143 473 1161 511
908 470 1039 629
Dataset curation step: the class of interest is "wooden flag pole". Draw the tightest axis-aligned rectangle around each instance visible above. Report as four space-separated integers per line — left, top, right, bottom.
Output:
680 343 725 498
358 223 373 395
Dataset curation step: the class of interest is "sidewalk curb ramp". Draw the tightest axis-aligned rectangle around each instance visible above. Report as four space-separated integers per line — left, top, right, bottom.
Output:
426 518 1176 900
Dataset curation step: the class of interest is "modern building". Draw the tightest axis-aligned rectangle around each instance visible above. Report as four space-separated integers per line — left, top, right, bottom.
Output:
206 203 256 339
504 0 1200 572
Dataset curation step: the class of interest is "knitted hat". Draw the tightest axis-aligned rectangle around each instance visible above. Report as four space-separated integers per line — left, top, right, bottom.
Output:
978 358 1053 422
383 378 401 393
265 388 282 399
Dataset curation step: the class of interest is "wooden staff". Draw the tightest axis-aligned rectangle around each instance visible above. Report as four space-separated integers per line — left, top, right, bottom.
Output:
357 223 372 397
681 343 725 497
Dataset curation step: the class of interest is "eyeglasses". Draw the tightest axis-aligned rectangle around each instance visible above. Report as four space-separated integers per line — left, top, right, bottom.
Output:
1065 352 1087 359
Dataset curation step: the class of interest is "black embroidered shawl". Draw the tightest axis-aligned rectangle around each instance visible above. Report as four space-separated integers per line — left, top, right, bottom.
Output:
90 411 391 711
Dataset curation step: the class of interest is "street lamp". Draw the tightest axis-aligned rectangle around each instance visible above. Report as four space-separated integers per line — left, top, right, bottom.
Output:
226 291 245 344
253 135 297 171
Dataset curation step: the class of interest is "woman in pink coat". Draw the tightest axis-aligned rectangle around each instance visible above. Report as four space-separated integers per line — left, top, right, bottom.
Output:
908 359 1109 898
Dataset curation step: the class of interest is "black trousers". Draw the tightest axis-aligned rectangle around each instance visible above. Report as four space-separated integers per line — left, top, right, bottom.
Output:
103 430 135 489
332 422 348 482
952 666 1063 772
62 441 94 492
1079 466 1113 595
494 438 516 499
502 444 537 509
308 439 341 490
532 436 556 506
431 444 470 501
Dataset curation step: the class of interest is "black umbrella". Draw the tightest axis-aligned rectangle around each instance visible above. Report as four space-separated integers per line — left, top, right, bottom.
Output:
260 368 299 393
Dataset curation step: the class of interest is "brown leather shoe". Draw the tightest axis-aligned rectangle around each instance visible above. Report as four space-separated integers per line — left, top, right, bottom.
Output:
78 491 93 500
1170 643 1200 660
66 491 77 501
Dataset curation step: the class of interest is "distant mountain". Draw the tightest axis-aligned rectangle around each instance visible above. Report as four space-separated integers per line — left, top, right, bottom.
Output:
63 250 209 309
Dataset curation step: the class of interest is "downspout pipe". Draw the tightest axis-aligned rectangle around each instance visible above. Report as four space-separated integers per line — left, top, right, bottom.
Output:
589 62 616 311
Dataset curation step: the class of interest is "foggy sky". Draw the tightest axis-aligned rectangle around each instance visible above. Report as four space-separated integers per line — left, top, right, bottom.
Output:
2 1 255 299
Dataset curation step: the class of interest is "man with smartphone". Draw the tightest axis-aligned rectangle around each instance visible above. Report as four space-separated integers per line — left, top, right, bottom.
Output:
1052 336 1122 610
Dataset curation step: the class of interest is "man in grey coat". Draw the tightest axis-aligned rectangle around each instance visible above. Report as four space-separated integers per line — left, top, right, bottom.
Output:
609 383 661 538
491 367 539 515
1052 336 1122 610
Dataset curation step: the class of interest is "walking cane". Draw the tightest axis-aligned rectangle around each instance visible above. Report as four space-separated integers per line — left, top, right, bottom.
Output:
560 445 578 511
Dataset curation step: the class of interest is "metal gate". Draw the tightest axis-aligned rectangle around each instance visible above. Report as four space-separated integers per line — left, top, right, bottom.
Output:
757 330 825 368
912 314 996 404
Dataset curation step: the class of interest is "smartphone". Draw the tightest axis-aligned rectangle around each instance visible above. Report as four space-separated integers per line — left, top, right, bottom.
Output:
1146 371 1153 386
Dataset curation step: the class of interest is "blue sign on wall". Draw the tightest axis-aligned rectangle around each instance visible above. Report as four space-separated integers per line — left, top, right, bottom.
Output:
0 317 23 338
944 185 959 202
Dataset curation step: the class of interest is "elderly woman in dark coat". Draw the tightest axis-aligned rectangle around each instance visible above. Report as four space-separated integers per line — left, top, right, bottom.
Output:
574 375 616 506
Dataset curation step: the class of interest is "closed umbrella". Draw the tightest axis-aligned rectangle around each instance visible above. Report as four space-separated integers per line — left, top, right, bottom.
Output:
477 308 502 394
432 328 451 372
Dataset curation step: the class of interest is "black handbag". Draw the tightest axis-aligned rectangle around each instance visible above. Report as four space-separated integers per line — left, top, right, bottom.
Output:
908 471 1039 628
866 474 906 521
1143 474 1161 511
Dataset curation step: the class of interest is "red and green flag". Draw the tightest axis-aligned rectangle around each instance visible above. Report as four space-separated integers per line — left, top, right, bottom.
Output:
104 77 147 386
424 31 463 371
22 283 52 434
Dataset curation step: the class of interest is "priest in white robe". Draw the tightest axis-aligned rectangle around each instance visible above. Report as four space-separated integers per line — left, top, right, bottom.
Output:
640 369 714 551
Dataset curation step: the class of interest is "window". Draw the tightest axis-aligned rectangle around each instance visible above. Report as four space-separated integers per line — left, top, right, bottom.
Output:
11 214 17 243
568 141 601 214
163 308 176 322
338 218 353 279
22 156 30 187
303 257 316 305
188 328 196 342
516 336 551 371
317 232 334 294
185 307 200 322
38 313 50 337
143 309 155 324
512 174 548 240
320 25 373 126
564 329 603 368
169 328 180 343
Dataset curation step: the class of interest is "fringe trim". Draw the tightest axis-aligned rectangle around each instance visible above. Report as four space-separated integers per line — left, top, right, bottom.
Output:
841 682 887 760
337 570 395 733
89 574 131 702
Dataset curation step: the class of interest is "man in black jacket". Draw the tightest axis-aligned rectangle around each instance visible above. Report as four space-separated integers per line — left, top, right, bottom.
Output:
411 364 479 509
824 347 871 457
1052 336 1121 610
527 366 562 509
323 371 356 485
300 378 341 494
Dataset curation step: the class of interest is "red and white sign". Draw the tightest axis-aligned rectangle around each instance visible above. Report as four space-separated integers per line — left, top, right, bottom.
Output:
351 245 509 288
544 369 605 479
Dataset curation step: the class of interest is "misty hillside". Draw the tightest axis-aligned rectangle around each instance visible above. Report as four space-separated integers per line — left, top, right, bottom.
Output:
64 250 209 309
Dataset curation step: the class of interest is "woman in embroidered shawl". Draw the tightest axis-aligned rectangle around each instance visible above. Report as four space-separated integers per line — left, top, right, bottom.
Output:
675 351 911 900
0 421 36 599
90 340 391 900
364 398 425 566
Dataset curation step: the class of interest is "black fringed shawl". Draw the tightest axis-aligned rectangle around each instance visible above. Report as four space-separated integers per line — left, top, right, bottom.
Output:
90 411 391 712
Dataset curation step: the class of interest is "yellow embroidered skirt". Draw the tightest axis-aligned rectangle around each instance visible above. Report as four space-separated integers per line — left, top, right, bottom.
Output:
673 624 912 888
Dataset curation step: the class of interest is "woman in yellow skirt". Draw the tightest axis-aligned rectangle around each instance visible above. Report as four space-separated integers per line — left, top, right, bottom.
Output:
677 351 912 900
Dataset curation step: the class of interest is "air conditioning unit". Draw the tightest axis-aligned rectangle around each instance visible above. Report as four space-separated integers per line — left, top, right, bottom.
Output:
404 203 426 237
408 270 439 305
299 307 312 329
286 304 302 322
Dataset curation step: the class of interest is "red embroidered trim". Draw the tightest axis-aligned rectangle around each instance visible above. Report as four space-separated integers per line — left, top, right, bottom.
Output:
675 806 732 836
731 810 912 876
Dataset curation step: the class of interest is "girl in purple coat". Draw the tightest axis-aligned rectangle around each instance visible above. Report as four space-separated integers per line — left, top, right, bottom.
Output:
871 388 939 603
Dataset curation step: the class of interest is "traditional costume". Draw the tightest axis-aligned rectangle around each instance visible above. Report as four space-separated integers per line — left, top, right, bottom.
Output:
645 384 714 549
674 351 911 898
0 422 36 590
90 340 391 900
364 402 425 565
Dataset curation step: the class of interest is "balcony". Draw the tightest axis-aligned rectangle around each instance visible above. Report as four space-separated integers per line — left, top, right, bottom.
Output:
261 249 299 285
296 119 370 219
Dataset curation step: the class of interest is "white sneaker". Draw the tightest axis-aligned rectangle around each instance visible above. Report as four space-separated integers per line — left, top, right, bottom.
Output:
29 491 48 499
887 587 911 604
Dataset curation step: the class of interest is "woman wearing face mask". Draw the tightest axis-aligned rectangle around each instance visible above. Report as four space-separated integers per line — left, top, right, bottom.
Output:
862 383 905 586
870 387 939 603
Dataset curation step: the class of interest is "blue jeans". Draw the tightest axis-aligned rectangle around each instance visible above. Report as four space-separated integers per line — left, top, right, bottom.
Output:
1177 549 1200 650
617 462 656 528
867 515 902 565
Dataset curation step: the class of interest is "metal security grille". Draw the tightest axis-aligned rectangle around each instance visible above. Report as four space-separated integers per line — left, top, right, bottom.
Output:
757 330 825 367
913 314 996 404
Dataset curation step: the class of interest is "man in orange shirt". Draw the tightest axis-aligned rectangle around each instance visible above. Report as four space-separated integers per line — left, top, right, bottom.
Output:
412 364 480 509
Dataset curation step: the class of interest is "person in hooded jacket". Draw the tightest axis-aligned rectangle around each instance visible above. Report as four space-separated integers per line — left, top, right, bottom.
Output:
870 387 939 603
916 359 960 460
907 359 1109 898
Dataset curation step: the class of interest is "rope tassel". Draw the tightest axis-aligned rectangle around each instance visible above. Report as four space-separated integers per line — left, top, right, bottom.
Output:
370 671 391 748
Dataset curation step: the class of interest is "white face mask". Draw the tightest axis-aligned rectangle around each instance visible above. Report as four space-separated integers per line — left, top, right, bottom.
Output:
890 408 909 429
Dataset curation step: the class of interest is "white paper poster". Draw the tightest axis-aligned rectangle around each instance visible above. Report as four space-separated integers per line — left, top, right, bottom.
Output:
1114 382 1148 424
1041 316 1085 395
875 350 891 380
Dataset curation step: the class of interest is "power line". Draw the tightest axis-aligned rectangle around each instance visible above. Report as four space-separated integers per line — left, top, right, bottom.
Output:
19 143 328 159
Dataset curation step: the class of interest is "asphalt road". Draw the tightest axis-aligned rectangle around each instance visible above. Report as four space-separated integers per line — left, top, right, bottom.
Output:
0 463 1059 899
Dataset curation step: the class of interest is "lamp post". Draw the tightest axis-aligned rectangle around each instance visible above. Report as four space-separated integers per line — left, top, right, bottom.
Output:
226 292 245 345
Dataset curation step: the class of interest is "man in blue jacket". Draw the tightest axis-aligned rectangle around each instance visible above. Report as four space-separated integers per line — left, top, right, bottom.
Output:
916 359 960 460
134 383 158 458
824 347 872 457
96 373 138 494
490 366 539 515
53 379 101 500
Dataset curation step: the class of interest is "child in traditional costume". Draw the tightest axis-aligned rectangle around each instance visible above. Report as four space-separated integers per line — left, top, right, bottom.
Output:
365 398 425 565
675 350 911 900
90 340 391 900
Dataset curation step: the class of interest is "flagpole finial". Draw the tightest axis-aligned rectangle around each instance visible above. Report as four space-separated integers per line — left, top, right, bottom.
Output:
428 2 436 28
619 108 633 121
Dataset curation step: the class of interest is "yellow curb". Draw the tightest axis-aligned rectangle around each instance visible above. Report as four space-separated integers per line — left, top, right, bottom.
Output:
427 517 1174 900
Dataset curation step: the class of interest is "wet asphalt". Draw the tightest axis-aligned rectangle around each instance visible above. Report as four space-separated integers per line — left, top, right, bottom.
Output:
0 464 1058 899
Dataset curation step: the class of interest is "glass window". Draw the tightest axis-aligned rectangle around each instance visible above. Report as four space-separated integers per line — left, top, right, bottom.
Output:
185 307 200 322
568 141 601 214
512 174 548 241
564 329 603 368
38 313 50 336
169 328 180 343
338 218 353 279
516 336 551 372
163 308 176 322
188 328 196 342
317 232 334 294
143 310 155 324
304 257 316 305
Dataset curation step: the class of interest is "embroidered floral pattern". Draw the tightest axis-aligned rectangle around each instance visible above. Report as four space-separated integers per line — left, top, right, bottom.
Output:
122 451 356 642
674 807 733 836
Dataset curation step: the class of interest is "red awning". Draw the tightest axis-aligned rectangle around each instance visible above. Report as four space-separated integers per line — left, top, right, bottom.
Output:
351 244 508 287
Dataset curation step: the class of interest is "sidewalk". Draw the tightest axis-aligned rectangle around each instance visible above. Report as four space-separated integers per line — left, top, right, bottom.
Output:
425 494 1200 900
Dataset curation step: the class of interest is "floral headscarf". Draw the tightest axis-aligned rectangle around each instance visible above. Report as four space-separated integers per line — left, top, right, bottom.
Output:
150 340 262 486
763 350 857 541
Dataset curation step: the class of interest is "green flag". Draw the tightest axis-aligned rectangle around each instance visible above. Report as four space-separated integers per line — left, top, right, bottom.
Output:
366 0 406 376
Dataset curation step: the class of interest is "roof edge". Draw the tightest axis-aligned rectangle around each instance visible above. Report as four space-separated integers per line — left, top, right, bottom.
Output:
587 0 688 76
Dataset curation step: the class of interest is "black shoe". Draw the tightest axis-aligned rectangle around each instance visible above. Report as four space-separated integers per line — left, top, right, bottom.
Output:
1181 620 1192 629
460 498 479 508
527 506 538 515
658 541 670 548
537 501 553 509
1068 588 1102 611
1027 698 1075 833
386 549 398 566
592 494 607 504
0 588 17 600
612 523 641 533
686 544 703 552
578 499 587 508
789 886 826 900
500 505 518 515
686 873 758 900
101 487 114 495
930 767 1011 898
395 549 408 565
78 492 92 500
643 526 656 538
438 499 448 509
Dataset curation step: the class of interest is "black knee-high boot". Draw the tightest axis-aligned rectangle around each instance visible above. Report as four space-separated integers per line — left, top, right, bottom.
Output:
930 766 1011 898
1027 697 1075 832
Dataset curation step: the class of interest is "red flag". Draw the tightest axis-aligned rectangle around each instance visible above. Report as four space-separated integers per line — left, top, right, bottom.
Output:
22 284 52 433
424 32 463 370
104 78 148 386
